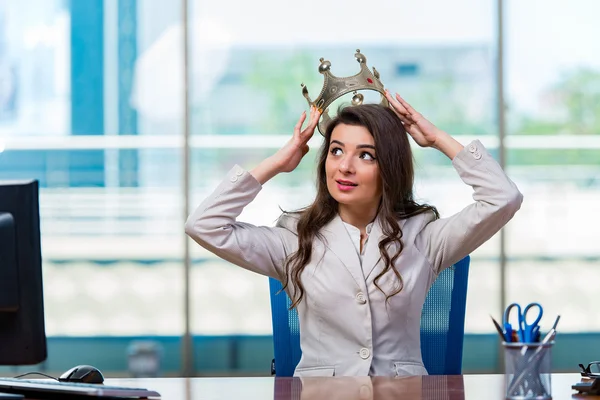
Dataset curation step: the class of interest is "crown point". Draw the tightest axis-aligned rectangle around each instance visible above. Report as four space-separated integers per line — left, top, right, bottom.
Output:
355 50 366 64
318 60 331 74
373 67 381 79
319 58 324 62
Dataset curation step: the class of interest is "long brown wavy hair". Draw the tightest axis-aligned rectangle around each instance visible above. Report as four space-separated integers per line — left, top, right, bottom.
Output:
282 104 439 308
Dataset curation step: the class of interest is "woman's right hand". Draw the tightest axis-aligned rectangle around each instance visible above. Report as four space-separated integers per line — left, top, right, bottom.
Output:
271 106 320 173
251 107 320 184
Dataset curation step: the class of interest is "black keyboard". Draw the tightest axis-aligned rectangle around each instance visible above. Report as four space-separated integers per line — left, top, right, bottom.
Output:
0 377 160 399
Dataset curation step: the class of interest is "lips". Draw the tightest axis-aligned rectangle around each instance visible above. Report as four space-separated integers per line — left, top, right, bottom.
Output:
336 179 358 187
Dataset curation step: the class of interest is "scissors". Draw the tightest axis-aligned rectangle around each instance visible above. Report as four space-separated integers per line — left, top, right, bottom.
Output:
503 302 543 343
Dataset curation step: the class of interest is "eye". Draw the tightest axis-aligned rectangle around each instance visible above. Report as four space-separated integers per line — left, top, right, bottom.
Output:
330 147 343 156
360 151 376 161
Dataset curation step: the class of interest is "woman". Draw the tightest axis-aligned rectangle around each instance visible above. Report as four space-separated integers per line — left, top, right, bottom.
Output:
185 90 523 377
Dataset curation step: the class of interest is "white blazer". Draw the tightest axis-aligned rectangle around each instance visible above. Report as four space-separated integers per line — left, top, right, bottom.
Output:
185 140 523 377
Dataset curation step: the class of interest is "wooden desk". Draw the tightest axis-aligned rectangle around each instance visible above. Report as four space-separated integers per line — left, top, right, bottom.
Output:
102 373 596 400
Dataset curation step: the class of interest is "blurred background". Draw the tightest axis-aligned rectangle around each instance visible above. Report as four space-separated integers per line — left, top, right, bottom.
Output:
0 0 599 377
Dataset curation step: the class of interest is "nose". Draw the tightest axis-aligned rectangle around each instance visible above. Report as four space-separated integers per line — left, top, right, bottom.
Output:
339 156 355 174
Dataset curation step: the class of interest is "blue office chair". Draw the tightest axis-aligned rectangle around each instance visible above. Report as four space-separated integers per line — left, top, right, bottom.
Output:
268 255 470 376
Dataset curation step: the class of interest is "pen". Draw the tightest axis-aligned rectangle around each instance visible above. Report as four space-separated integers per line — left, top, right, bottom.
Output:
490 315 506 340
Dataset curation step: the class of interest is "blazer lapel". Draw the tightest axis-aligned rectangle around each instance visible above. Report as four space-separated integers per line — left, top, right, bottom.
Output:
321 215 366 290
363 217 406 280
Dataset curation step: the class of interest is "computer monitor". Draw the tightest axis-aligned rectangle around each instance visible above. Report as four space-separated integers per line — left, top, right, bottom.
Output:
0 180 47 365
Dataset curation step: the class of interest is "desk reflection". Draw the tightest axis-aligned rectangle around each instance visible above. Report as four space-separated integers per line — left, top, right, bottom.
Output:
104 374 586 400
274 375 465 400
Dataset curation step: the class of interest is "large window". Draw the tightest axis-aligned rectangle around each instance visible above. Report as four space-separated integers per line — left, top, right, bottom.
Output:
505 0 600 332
0 0 186 336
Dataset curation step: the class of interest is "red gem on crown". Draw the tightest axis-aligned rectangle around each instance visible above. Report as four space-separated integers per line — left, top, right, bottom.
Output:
367 78 373 84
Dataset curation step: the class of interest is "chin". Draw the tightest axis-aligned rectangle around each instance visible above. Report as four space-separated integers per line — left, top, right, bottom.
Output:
330 192 360 206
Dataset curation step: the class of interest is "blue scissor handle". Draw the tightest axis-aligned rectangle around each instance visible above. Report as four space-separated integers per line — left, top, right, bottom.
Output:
503 303 522 342
519 302 543 343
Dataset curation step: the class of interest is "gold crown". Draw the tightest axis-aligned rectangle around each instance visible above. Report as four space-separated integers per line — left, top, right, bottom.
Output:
301 49 389 135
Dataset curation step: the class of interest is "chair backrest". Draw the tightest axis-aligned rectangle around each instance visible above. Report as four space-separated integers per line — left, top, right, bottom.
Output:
268 255 470 376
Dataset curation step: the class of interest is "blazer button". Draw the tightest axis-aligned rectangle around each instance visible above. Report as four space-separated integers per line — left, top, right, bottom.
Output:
235 168 244 176
230 176 238 183
468 144 477 153
359 348 370 359
473 151 482 160
355 292 367 304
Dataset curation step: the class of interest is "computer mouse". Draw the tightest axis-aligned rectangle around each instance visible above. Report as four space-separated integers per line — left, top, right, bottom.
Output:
58 365 105 384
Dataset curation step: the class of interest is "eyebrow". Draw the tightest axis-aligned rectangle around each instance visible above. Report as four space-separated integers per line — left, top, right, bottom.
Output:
330 140 376 150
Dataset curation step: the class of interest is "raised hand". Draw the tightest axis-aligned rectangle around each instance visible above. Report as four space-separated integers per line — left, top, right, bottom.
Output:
384 90 444 148
271 106 320 173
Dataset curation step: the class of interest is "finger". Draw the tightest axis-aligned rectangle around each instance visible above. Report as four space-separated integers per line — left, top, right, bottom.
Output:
294 111 307 137
394 99 419 126
404 125 420 138
395 94 421 119
404 127 424 144
386 92 417 127
385 91 414 125
396 113 413 126
385 89 409 115
301 106 319 139
312 106 321 127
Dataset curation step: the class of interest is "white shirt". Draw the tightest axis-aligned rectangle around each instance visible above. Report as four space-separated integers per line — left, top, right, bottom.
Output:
341 221 374 266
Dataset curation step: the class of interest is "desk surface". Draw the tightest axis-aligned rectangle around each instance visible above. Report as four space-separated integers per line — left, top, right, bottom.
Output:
100 373 595 400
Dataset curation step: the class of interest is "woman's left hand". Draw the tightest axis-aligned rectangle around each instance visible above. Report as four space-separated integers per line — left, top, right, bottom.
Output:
384 90 444 148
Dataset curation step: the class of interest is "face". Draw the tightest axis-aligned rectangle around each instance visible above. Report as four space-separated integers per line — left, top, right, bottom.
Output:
325 123 382 212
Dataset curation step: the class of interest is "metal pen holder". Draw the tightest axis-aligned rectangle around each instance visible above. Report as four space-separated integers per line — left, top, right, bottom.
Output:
503 341 554 400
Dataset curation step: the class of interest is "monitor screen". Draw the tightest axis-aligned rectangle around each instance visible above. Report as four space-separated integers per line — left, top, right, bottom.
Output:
0 180 47 365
